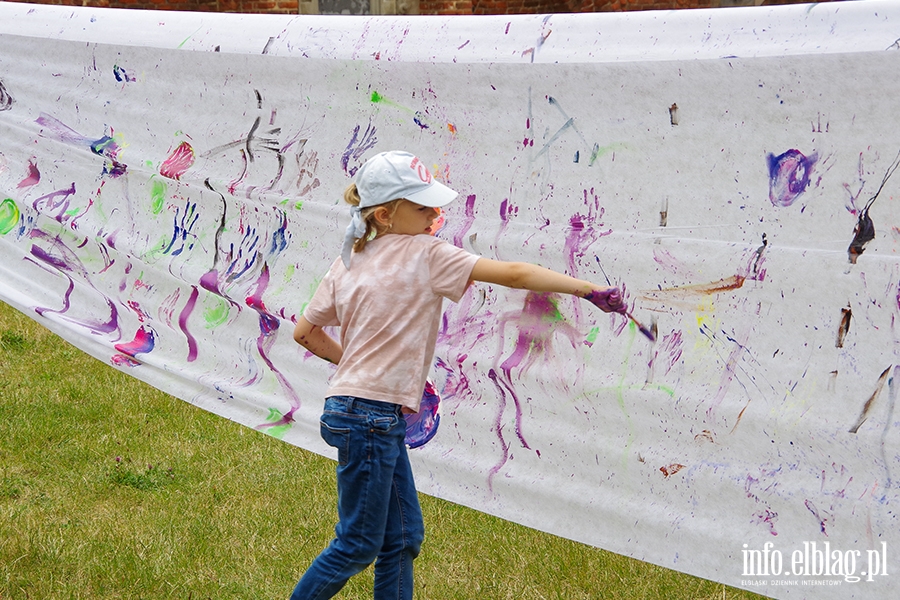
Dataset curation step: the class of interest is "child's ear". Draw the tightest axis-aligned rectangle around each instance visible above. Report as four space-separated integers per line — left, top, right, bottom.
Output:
373 206 391 227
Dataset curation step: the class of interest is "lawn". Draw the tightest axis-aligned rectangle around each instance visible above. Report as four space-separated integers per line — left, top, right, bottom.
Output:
0 300 767 599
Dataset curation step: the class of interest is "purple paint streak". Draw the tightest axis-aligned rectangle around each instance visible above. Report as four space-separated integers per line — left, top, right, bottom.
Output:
341 122 378 177
751 509 779 537
449 194 477 248
32 184 77 223
565 188 612 276
699 323 750 421
178 286 200 362
486 369 511 492
29 231 120 337
804 499 829 535
485 292 583 481
405 380 441 449
767 149 817 207
492 198 518 258
35 113 127 177
247 264 301 431
738 234 768 282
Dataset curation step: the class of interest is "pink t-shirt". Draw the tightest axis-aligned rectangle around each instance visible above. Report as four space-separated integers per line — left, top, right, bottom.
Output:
304 234 479 412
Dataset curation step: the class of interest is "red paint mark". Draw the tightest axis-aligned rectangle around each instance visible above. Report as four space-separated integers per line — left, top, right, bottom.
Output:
17 160 40 188
160 141 195 180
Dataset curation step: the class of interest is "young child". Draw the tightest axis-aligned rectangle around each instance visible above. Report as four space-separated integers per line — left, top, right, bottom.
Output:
290 150 625 600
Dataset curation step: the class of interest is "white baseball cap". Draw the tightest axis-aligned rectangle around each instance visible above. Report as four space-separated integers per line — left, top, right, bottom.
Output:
355 151 458 209
342 151 458 268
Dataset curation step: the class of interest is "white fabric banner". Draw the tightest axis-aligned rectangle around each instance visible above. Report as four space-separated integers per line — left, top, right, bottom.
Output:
2 2 899 597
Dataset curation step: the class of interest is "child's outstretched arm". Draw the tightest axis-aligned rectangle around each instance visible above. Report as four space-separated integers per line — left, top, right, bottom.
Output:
469 257 626 313
293 316 343 364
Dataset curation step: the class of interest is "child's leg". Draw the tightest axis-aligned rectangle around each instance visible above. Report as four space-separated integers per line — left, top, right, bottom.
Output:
290 397 406 600
373 443 424 600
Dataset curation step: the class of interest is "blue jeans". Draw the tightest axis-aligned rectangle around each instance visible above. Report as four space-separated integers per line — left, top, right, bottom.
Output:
290 396 424 600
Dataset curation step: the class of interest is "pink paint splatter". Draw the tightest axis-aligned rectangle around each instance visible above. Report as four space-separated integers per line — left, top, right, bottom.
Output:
17 159 40 188
160 141 195 181
114 325 155 357
752 509 779 536
111 354 141 368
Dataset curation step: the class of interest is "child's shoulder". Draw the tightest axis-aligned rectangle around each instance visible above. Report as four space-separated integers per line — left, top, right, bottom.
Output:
377 233 449 251
357 235 468 267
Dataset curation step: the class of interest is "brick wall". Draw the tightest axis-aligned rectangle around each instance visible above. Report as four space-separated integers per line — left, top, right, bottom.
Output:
5 0 828 15
7 0 300 13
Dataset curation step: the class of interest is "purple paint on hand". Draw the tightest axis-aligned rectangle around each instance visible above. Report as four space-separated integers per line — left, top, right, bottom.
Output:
584 287 626 314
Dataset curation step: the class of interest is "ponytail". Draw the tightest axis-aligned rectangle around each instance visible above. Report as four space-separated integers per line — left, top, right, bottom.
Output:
344 183 401 254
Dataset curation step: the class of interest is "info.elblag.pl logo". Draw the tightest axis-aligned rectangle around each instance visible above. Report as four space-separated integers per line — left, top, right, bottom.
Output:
741 541 889 587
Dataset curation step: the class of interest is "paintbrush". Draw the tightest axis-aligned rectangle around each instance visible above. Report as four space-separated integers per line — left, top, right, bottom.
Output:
594 255 656 342
624 309 656 342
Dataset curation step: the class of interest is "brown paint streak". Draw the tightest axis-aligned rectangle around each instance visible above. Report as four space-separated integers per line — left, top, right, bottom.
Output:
694 430 716 444
836 306 852 348
642 275 746 304
660 463 685 477
849 366 891 434
730 401 751 435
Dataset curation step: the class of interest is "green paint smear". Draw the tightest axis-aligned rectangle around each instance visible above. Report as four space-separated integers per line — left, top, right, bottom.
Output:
143 236 170 261
203 297 230 329
177 26 203 49
589 142 627 166
151 179 167 215
264 408 291 440
0 199 21 235
370 90 410 113
586 326 600 345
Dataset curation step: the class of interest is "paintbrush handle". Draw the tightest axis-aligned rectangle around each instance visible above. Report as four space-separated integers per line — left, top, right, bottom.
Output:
624 310 656 342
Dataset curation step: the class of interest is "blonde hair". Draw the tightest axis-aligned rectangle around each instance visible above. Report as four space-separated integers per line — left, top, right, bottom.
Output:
344 183 402 253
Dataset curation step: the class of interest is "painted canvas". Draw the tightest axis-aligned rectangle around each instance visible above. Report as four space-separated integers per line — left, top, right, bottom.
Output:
2 2 899 597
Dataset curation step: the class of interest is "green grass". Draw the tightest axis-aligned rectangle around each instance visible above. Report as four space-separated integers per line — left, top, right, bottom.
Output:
0 300 768 599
